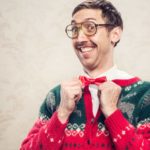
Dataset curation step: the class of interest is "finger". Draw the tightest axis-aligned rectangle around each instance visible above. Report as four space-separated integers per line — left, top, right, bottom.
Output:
98 83 105 91
67 87 82 99
73 88 82 97
73 89 82 101
97 89 101 97
72 77 82 86
70 85 82 91
98 81 113 90
74 93 82 103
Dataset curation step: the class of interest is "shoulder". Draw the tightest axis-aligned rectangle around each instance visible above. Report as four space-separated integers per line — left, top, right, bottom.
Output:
122 80 150 95
39 84 61 120
121 80 150 103
135 81 150 125
50 84 61 93
135 81 150 107
119 80 150 125
45 84 61 103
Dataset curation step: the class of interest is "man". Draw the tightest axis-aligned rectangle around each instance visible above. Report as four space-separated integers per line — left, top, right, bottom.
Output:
20 0 150 149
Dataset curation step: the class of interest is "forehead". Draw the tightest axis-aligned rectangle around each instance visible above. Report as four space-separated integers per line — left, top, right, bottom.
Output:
72 9 105 23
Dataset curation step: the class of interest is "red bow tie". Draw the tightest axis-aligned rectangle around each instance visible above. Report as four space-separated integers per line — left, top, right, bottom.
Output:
79 76 107 87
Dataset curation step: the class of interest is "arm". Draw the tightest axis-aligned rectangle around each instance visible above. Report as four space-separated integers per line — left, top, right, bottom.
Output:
20 78 82 150
20 112 67 150
105 109 150 150
99 81 150 150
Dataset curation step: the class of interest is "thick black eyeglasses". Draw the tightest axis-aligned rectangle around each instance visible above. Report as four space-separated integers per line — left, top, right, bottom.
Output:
65 21 114 39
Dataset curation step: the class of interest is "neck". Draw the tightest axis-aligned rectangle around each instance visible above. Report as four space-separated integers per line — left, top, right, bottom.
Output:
84 65 114 78
84 60 114 78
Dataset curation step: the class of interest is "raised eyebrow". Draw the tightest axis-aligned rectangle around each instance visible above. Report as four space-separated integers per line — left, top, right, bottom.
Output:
71 20 76 24
71 18 97 24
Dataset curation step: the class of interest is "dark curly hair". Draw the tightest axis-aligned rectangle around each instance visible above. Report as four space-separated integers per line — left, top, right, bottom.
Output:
72 0 123 46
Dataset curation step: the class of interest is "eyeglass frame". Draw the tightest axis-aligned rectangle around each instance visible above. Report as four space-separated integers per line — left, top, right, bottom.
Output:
65 21 114 39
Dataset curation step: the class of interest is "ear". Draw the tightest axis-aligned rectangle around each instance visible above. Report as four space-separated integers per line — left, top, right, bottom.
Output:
110 27 122 45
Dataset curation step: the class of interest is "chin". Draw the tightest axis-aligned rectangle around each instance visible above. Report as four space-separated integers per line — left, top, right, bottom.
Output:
82 63 96 70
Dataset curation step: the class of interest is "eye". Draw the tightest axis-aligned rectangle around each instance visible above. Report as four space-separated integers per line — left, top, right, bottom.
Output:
69 25 78 36
84 22 95 33
71 25 78 34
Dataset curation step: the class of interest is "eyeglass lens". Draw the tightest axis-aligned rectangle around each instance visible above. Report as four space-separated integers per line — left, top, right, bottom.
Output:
66 21 97 38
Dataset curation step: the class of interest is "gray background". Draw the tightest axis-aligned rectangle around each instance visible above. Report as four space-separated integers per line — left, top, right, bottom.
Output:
0 0 149 149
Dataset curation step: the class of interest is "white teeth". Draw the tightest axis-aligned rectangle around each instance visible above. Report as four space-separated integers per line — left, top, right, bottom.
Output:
81 47 93 52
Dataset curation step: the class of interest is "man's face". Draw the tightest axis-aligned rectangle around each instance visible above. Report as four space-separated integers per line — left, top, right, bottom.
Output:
72 9 117 71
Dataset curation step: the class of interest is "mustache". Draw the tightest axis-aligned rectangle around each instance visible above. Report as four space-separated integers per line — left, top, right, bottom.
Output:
74 41 97 50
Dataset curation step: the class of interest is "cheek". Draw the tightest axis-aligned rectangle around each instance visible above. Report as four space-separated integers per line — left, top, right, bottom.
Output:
97 36 110 49
91 32 103 45
94 30 110 44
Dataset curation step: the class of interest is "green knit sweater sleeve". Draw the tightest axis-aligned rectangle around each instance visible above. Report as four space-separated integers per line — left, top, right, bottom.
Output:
137 82 150 126
39 85 61 120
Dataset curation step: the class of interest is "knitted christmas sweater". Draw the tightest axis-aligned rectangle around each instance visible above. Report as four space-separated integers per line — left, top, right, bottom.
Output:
20 78 150 150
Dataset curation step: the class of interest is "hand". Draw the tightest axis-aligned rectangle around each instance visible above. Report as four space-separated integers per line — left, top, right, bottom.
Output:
98 81 121 118
57 78 82 123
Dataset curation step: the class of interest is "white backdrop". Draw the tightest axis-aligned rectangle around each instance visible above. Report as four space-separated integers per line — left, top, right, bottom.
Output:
0 0 149 149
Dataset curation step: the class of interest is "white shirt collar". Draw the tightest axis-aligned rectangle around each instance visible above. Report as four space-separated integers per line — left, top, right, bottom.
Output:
82 65 134 80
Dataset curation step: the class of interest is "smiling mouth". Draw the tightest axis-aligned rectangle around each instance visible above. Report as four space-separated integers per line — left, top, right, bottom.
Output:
75 41 97 52
80 47 94 52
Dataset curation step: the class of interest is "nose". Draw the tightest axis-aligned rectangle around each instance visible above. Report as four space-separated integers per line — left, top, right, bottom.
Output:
77 29 88 42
